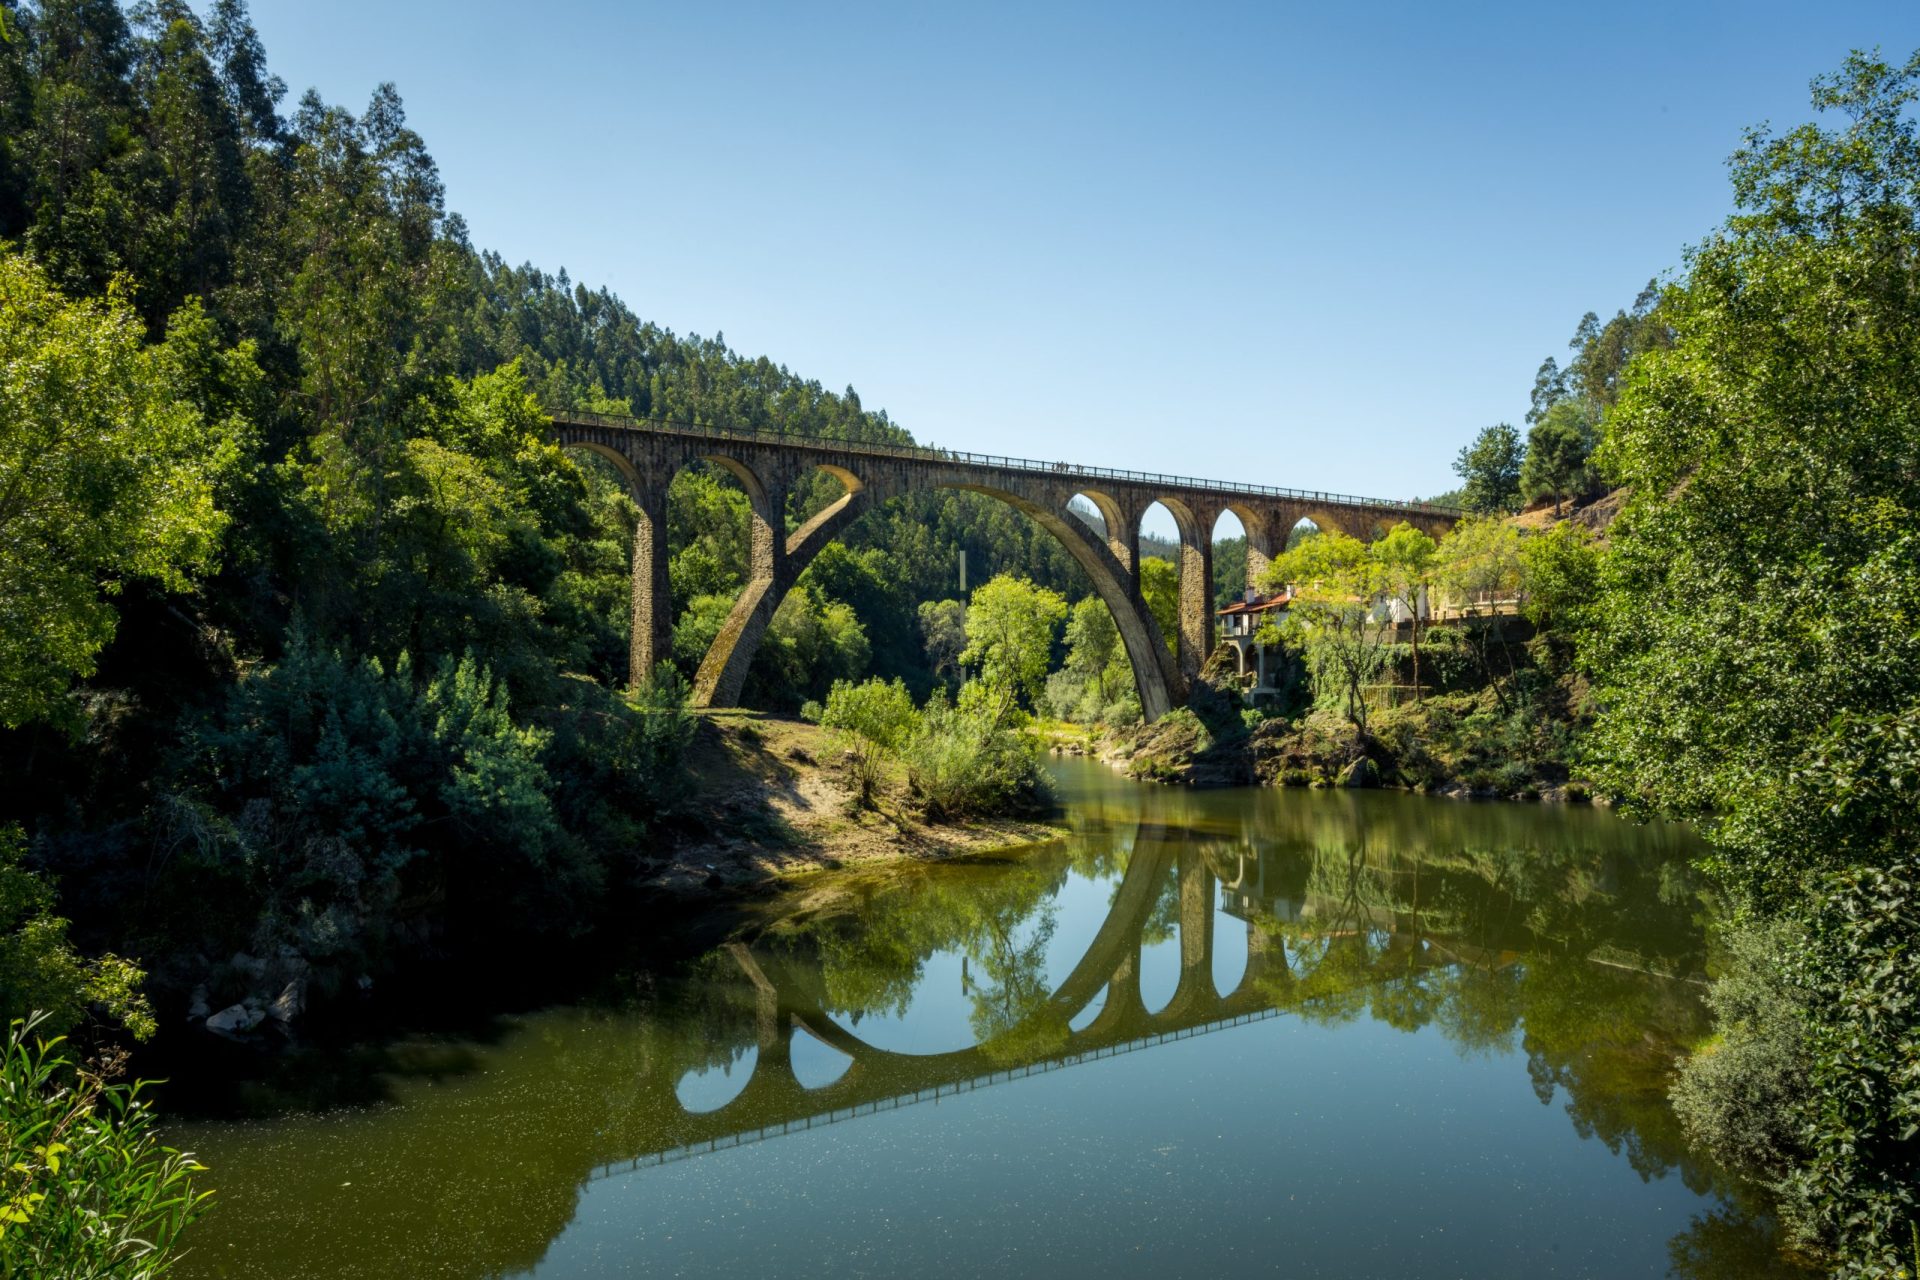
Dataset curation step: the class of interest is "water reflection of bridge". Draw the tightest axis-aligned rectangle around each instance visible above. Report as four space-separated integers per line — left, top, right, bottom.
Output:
599 815 1502 1177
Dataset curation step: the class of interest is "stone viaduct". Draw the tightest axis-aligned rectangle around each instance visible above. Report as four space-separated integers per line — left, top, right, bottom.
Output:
550 412 1460 721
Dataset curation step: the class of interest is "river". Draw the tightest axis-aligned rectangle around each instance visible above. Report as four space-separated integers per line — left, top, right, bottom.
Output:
167 759 1806 1278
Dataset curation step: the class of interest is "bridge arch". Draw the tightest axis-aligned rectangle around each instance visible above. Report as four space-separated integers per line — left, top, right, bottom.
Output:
953 484 1183 721
1065 489 1136 574
550 418 1455 719
1213 503 1274 600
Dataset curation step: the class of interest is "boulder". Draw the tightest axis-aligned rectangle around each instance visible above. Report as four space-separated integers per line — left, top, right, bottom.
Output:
205 1003 264 1035
186 985 211 1020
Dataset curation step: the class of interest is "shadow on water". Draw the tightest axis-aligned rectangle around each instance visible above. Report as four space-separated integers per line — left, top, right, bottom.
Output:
166 761 1813 1279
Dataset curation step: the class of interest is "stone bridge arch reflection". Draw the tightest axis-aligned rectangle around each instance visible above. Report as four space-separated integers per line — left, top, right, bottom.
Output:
624 795 1546 1172
635 820 1291 1170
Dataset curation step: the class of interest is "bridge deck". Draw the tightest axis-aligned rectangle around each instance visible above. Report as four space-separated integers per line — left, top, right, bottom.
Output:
551 409 1460 517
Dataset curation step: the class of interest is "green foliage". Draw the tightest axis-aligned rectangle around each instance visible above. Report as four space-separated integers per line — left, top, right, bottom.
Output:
0 830 152 1042
1043 596 1137 725
1581 48 1920 1270
960 575 1067 723
745 588 869 711
1451 422 1524 515
1520 399 1602 513
0 1016 211 1279
666 469 751 602
902 688 1049 822
820 677 918 805
917 600 967 688
1211 536 1248 612
814 672 1047 821
1789 863 1919 1270
1670 919 1812 1194
1265 530 1384 732
0 250 244 729
1373 522 1438 699
1520 521 1600 639
1137 557 1178 656
164 628 659 972
1529 280 1671 427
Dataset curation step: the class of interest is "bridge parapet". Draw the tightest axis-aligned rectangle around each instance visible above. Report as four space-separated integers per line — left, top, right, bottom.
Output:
552 409 1462 519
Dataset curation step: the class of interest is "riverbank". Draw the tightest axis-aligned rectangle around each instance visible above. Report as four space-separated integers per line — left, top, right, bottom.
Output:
644 711 1067 896
1063 658 1592 802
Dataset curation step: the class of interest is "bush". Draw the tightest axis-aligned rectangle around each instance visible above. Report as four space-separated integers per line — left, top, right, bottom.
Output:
1787 864 1920 1273
157 631 696 998
903 689 1048 822
0 830 153 1042
820 678 919 805
0 1016 210 1278
1670 918 1812 1189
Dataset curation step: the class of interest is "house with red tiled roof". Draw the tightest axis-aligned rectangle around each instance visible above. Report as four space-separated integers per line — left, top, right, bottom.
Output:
1216 589 1291 706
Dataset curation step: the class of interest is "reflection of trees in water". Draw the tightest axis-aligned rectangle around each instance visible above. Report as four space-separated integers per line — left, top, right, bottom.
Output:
1215 828 1805 1275
1236 832 1735 1189
759 851 1073 1047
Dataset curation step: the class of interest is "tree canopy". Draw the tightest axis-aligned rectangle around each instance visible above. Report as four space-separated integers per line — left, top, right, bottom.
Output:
0 252 244 728
1584 48 1920 1268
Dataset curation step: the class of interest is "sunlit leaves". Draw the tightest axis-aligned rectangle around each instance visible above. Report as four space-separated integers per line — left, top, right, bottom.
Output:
0 250 242 728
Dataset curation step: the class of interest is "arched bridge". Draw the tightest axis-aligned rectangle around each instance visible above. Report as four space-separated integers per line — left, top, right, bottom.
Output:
551 412 1460 720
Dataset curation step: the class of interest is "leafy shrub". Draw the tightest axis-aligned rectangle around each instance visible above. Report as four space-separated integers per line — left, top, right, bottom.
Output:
0 1016 210 1279
1788 864 1920 1273
161 630 688 989
1671 918 1812 1191
540 664 696 850
0 830 153 1042
820 678 919 805
903 690 1048 822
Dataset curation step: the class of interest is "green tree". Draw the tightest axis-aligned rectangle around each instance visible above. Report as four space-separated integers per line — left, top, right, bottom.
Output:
1451 423 1524 515
916 599 968 688
1520 399 1601 514
959 576 1067 725
1263 531 1382 732
1045 596 1138 725
1584 48 1920 1270
1371 523 1437 702
0 250 242 728
1520 521 1600 642
1137 557 1178 657
1433 516 1525 711
820 677 918 806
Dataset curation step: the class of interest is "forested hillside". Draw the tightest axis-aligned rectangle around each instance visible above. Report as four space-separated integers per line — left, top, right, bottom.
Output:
0 0 1101 1038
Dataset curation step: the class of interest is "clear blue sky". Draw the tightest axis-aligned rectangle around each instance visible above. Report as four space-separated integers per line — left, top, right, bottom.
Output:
235 0 1918 534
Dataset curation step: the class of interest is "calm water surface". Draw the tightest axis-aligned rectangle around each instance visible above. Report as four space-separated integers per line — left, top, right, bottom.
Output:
170 761 1804 1279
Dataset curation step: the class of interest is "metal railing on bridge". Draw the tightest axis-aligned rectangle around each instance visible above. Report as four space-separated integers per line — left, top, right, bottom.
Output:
550 408 1464 517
